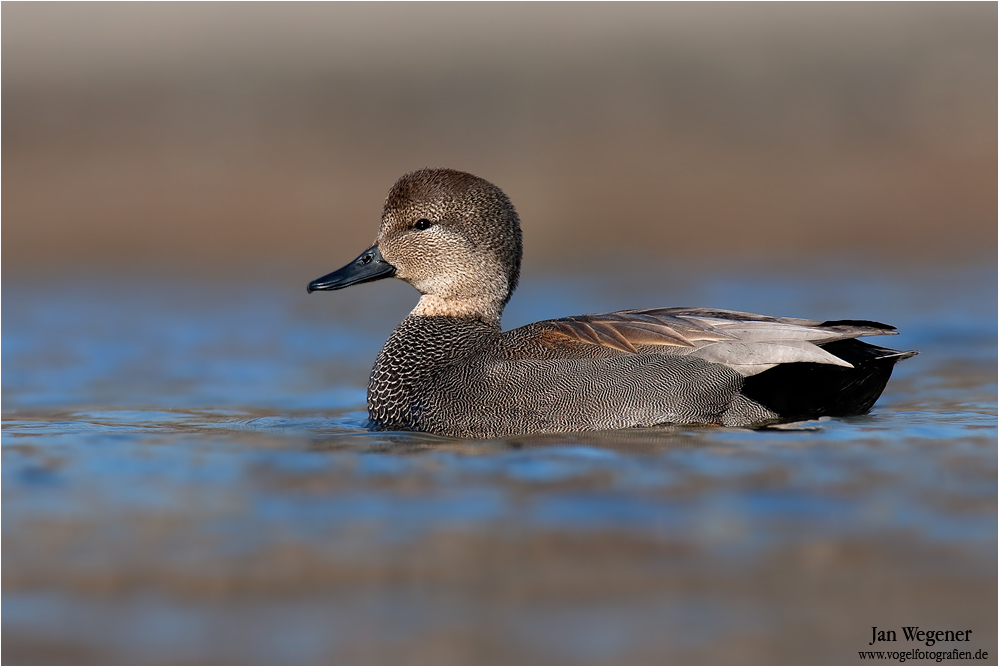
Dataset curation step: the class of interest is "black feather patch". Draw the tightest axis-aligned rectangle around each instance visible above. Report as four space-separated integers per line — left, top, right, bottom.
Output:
741 339 916 421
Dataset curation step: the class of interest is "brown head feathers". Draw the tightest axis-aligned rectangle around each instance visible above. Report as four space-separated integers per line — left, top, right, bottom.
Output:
376 168 523 323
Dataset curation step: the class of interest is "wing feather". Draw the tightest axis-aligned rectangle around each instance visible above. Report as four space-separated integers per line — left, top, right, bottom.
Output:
529 307 902 375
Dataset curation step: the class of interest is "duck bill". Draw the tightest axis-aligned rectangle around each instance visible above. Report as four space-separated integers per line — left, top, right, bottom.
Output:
307 245 397 293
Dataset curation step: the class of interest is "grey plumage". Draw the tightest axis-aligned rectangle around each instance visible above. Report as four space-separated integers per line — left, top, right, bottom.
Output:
308 168 916 438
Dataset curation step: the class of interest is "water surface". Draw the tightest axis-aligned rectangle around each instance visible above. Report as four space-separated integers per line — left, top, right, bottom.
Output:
3 263 996 664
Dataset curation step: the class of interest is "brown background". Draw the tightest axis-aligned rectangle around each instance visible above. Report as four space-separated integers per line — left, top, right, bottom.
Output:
3 3 996 280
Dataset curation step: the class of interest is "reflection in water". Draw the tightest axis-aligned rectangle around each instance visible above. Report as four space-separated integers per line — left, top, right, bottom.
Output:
2 265 996 663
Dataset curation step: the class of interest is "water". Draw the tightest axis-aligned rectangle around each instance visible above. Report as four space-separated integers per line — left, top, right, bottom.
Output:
3 263 996 664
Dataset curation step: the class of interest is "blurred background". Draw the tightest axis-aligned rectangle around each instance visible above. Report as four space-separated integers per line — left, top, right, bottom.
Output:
3 2 995 280
3 4 996 665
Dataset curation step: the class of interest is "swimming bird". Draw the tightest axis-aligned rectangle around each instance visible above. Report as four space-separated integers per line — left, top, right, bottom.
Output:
308 168 915 438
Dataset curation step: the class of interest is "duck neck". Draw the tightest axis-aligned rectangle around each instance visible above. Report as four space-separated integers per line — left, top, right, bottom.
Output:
367 314 500 429
410 294 504 326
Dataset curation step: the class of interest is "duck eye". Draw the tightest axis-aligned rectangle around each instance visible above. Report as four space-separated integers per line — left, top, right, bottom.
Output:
413 218 433 231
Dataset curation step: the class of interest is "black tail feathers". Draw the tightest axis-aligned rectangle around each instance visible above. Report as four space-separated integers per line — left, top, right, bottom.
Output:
742 339 916 423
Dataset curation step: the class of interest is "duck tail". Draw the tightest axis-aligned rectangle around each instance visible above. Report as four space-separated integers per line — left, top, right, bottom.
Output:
741 339 917 422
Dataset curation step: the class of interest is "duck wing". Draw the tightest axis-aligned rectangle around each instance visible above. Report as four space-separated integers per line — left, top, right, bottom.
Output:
531 307 909 376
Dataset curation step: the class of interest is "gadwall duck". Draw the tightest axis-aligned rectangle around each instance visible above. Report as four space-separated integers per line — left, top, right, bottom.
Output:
308 168 915 438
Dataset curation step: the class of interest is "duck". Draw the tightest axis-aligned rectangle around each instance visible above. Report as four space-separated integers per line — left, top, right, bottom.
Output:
308 168 916 438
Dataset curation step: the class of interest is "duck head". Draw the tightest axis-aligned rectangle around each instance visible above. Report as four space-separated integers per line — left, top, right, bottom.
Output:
308 169 523 325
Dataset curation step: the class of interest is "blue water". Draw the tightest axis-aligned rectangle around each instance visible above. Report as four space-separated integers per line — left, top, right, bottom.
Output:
3 263 996 663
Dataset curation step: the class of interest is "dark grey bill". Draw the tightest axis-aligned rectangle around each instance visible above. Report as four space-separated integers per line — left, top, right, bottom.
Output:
307 245 396 293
